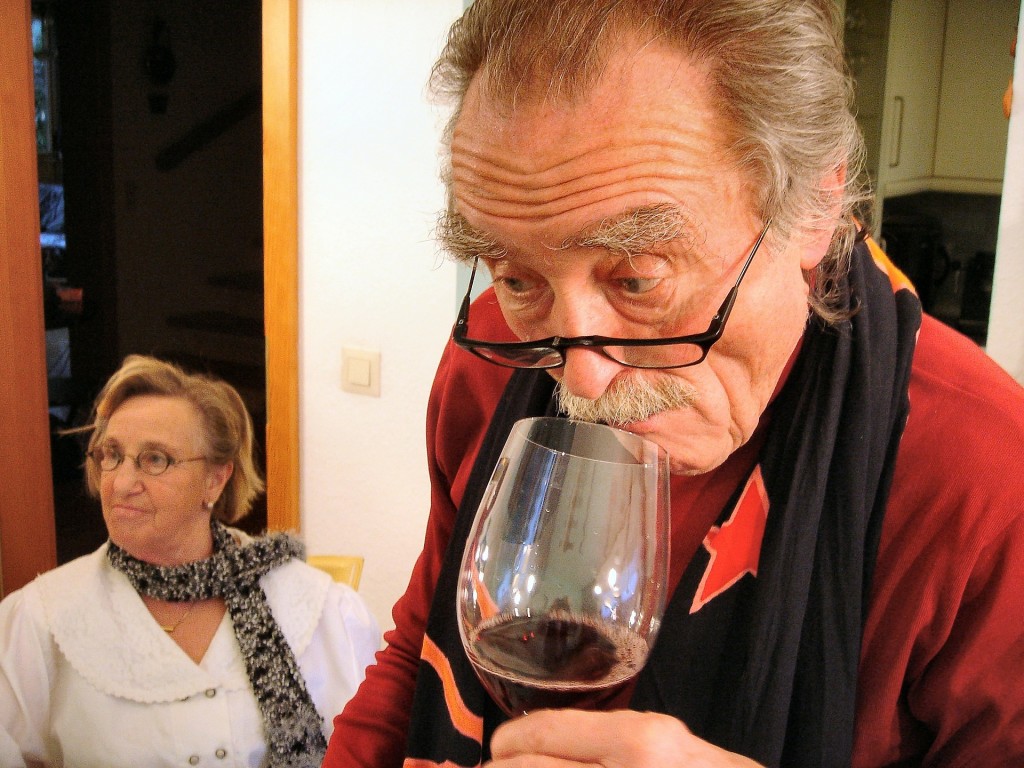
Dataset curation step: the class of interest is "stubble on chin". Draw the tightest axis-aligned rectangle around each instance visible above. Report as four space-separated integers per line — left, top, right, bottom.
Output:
555 373 698 427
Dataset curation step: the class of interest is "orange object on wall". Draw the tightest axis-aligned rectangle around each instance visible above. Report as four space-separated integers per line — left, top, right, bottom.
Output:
1004 36 1016 119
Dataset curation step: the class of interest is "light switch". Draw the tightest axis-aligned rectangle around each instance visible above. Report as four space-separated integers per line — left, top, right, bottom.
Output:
342 348 380 397
348 357 371 387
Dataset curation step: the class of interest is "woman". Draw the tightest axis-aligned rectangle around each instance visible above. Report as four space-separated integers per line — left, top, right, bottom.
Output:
0 355 380 767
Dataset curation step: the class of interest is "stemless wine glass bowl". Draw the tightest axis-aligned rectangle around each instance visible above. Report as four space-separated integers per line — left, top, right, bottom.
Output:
457 416 670 717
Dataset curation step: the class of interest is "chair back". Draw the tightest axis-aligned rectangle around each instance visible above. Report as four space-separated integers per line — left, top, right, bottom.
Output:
307 554 365 590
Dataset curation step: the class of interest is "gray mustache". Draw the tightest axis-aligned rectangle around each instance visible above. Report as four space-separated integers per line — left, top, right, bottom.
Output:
556 374 698 425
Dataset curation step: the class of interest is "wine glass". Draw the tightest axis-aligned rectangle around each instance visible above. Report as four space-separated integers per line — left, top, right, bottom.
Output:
457 416 670 717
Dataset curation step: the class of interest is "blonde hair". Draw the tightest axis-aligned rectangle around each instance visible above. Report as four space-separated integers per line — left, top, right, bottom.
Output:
79 355 264 523
431 0 872 322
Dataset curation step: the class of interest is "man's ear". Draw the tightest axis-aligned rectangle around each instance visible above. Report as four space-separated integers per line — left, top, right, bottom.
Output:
798 162 847 271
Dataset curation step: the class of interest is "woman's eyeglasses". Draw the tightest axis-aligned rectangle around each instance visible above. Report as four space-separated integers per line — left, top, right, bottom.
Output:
89 445 207 476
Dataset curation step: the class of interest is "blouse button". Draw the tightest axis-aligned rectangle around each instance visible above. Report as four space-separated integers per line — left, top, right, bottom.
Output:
188 756 200 766
205 688 217 698
215 749 227 759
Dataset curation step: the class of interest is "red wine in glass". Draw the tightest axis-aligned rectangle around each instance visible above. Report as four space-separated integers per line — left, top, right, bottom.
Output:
466 610 649 715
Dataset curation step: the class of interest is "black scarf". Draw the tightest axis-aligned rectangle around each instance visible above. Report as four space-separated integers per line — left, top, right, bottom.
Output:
403 240 921 767
107 520 327 768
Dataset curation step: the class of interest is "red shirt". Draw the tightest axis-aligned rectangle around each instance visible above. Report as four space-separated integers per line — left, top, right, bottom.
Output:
325 290 1024 767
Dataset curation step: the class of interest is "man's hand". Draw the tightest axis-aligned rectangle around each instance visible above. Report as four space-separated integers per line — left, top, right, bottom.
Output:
486 709 764 768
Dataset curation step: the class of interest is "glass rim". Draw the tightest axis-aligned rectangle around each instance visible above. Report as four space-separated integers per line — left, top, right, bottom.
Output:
514 416 666 468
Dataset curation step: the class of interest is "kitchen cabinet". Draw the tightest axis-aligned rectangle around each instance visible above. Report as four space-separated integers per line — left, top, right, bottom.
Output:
875 0 947 198
931 0 1018 190
843 0 892 178
848 0 1019 203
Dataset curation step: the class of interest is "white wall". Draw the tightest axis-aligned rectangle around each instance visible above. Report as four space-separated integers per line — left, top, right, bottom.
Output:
299 0 463 633
987 6 1024 384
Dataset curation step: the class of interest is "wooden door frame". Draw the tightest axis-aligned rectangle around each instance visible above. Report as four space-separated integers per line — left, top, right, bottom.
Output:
263 0 301 533
0 0 59 595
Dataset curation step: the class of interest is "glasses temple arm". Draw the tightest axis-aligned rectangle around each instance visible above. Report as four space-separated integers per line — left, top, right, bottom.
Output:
733 217 772 288
456 258 480 331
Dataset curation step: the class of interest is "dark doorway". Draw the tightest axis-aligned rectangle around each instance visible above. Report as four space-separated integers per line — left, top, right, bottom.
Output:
36 0 267 563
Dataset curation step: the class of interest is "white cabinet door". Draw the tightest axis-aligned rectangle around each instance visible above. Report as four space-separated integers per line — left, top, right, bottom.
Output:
932 0 1018 189
877 0 947 197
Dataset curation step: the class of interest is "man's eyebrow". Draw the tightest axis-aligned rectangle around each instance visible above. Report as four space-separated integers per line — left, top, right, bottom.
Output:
435 209 508 263
564 204 698 255
435 204 699 262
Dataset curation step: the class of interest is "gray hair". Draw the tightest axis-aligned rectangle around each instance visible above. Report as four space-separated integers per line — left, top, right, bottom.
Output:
431 0 873 322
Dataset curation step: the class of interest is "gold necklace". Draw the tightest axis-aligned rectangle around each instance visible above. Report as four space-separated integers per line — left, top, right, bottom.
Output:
159 602 197 634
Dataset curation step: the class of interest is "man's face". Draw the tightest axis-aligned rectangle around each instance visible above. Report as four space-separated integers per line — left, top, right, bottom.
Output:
448 42 825 474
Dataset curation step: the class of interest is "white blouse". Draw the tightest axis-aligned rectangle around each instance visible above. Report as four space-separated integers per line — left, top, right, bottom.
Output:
0 543 381 767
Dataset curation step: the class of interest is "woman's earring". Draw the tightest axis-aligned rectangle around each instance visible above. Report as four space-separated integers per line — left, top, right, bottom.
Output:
204 500 215 511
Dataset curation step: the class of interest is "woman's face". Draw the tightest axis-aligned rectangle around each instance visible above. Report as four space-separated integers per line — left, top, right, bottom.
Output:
97 394 232 565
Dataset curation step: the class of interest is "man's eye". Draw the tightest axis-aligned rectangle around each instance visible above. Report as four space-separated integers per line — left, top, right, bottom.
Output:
496 276 534 294
618 276 662 295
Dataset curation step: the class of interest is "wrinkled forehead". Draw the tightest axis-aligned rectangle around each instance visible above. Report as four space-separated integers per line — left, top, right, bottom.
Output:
447 41 742 229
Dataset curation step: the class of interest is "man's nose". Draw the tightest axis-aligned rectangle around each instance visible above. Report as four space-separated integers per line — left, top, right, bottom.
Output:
555 346 623 401
546 293 625 400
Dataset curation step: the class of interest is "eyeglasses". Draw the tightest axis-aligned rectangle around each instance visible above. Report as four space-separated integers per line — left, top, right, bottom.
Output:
89 445 208 476
452 218 771 370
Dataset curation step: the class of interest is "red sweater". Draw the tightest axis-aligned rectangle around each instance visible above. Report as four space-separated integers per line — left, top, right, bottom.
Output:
326 290 1024 767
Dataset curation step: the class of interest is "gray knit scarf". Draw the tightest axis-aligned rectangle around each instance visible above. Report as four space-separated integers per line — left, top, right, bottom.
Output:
106 520 327 768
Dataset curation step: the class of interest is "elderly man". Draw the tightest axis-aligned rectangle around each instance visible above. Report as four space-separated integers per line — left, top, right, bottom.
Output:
325 1 1024 766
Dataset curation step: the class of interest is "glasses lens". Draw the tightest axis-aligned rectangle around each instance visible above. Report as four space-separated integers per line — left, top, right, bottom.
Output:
606 342 706 369
471 345 563 369
138 449 171 475
93 445 121 471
